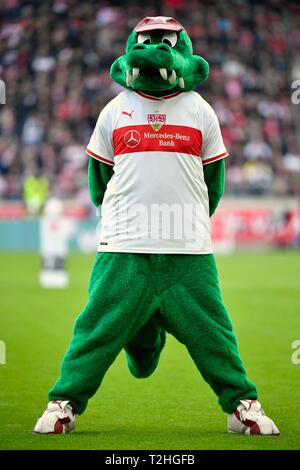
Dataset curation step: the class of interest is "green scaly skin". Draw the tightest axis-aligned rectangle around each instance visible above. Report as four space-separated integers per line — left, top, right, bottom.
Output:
48 24 257 415
110 30 209 92
89 29 224 378
108 28 222 377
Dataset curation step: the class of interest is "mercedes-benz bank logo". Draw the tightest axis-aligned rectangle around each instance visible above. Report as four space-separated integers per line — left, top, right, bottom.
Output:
124 129 141 148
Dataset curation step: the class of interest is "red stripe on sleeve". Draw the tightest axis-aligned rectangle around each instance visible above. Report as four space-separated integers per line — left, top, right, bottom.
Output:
86 148 114 166
202 152 229 165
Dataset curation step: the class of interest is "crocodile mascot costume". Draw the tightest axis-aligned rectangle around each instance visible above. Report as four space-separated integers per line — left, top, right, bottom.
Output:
34 16 279 436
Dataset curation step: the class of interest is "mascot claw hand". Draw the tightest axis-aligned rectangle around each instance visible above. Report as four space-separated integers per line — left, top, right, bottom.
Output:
34 16 280 437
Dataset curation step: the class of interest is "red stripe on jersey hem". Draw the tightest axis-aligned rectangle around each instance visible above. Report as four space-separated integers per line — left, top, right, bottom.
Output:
202 152 229 165
86 148 114 166
135 90 182 101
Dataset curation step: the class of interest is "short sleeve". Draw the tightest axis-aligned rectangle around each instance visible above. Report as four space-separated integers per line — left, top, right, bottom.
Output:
86 104 114 166
201 103 229 165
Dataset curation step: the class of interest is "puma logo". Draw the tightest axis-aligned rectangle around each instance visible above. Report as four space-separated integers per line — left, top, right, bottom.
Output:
122 110 134 119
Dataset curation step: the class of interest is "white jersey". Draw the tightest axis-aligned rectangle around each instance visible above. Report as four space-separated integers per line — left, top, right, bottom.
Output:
86 90 228 254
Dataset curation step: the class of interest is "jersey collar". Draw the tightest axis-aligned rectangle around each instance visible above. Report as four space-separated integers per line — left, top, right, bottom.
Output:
134 90 182 101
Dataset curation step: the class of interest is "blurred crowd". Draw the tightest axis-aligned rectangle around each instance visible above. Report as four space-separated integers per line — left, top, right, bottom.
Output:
1 0 300 206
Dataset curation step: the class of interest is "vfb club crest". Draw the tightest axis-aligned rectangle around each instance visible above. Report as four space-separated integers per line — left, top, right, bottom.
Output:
147 112 166 131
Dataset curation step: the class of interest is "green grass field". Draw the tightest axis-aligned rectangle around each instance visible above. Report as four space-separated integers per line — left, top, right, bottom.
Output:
0 251 299 450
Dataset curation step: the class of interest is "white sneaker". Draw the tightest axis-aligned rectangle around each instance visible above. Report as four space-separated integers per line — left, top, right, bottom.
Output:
34 400 76 434
228 400 280 435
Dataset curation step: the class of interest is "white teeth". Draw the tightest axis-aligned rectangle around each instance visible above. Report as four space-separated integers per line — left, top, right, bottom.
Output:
159 68 168 80
127 67 183 87
132 68 139 81
127 68 139 85
168 69 177 84
178 77 185 88
126 70 133 86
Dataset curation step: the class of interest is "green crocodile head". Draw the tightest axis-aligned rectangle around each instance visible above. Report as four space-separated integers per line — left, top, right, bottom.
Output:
110 16 209 93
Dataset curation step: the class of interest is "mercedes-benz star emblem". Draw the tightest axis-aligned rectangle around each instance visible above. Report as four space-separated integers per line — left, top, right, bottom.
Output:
124 129 141 148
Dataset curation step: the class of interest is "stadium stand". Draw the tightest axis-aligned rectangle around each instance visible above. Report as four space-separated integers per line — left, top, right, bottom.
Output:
0 0 300 203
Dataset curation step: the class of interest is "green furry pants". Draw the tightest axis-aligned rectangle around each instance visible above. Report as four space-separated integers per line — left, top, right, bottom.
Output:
49 253 257 414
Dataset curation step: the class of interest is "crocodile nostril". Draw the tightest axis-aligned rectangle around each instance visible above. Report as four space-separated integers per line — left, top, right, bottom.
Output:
133 44 146 50
157 44 170 52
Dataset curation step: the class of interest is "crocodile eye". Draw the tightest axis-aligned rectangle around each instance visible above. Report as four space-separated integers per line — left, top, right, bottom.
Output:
162 32 177 47
137 33 151 45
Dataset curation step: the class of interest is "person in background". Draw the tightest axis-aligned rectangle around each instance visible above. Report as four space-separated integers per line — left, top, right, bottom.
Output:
23 172 49 216
39 198 75 289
